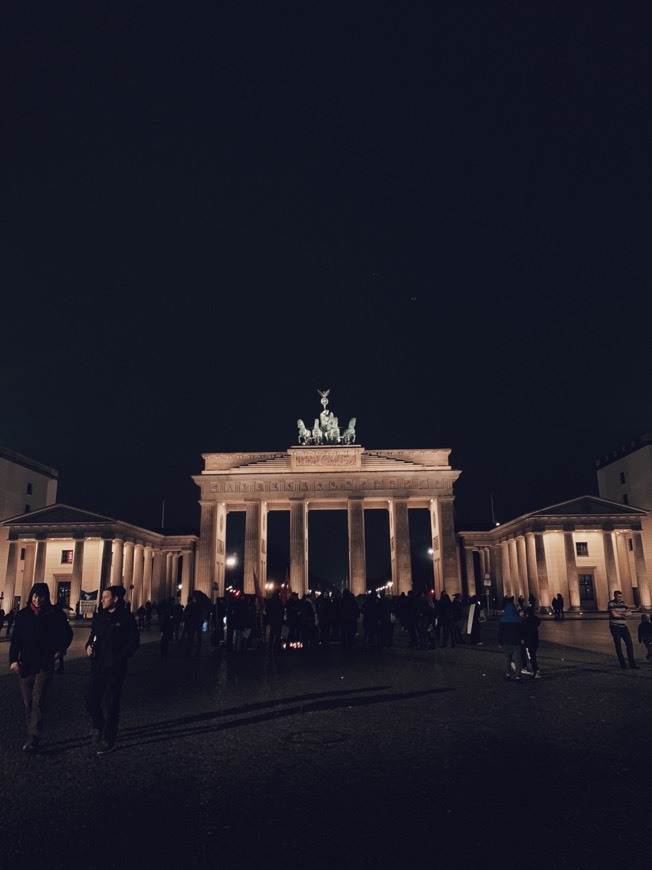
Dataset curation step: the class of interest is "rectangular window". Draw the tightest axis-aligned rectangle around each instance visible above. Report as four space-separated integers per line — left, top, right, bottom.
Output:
20 548 25 561
61 550 73 564
622 494 629 505
629 538 634 551
24 505 31 513
619 472 626 484
576 542 589 557
26 482 33 495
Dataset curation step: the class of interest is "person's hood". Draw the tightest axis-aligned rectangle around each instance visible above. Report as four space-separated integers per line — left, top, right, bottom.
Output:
500 601 522 623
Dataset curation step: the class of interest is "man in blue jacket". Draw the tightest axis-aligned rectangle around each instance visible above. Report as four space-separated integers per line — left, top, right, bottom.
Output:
85 585 139 755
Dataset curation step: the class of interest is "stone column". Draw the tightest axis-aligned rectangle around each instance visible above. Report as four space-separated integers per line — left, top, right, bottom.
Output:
243 500 262 596
525 533 539 605
632 532 651 609
390 498 412 595
428 500 443 594
564 532 580 609
438 498 461 593
70 539 85 612
34 539 47 583
615 533 633 606
123 541 134 590
602 530 618 598
290 500 308 597
172 554 180 598
195 501 216 595
3 542 19 611
21 543 36 605
100 539 113 592
143 546 153 603
111 539 124 586
534 533 550 609
500 540 511 597
516 536 528 600
348 498 367 597
152 551 164 602
508 538 519 598
214 503 227 597
132 544 144 608
464 547 475 598
180 549 192 604
492 545 503 601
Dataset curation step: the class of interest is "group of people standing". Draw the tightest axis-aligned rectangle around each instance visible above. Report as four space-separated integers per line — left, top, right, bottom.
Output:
9 583 139 756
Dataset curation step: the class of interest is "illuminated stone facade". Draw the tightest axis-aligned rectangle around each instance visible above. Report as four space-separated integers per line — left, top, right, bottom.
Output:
459 496 651 611
1 504 197 612
193 446 462 597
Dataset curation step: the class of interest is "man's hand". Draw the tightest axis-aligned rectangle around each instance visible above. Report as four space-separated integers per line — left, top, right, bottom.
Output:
10 661 20 674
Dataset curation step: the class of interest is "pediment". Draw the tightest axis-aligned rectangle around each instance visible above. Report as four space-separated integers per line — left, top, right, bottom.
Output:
2 503 116 527
530 495 646 518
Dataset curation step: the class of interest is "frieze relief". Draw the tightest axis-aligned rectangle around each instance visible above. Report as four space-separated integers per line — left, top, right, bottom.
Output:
208 477 450 495
293 453 358 467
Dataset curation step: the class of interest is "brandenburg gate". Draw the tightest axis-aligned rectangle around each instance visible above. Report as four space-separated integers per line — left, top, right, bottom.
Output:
193 393 461 597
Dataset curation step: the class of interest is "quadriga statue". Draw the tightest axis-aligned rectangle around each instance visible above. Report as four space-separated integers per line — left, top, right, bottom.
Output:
342 417 356 444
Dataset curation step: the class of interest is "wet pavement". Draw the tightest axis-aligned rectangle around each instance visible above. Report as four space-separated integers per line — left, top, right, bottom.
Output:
1 615 651 870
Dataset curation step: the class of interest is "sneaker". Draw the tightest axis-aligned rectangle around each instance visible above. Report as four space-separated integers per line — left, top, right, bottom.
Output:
95 741 115 756
520 668 531 675
503 674 511 681
534 671 542 679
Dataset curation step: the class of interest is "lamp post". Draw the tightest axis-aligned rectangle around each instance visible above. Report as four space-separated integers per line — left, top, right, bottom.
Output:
484 574 491 617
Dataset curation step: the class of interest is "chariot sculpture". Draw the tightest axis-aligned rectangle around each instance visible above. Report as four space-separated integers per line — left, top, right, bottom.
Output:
296 390 356 446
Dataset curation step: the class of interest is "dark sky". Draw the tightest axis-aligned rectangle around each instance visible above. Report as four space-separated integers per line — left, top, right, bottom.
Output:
2 4 652 570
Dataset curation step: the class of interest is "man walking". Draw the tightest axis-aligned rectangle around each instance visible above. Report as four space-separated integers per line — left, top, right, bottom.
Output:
608 590 639 670
9 583 73 753
85 585 140 755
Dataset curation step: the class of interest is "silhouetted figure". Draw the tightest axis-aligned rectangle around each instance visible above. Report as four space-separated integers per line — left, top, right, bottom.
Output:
340 589 359 651
85 586 139 755
10 583 73 753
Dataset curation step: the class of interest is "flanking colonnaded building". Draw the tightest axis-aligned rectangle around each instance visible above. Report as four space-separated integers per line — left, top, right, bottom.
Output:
1 419 652 614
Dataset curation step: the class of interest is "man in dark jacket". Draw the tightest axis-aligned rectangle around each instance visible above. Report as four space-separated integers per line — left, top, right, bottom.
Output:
9 582 74 753
85 585 139 755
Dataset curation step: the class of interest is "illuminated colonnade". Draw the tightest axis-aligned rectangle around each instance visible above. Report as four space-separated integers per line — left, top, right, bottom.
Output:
0 506 197 612
459 496 652 611
193 446 462 598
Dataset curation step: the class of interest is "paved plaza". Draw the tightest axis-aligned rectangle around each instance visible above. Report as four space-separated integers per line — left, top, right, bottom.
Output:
1 614 651 870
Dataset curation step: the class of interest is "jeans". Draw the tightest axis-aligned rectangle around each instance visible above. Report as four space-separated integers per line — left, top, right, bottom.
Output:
609 624 635 666
19 669 53 739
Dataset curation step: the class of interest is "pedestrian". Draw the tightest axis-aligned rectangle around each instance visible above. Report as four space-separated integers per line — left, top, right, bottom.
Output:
183 594 203 657
265 588 285 655
497 598 524 682
522 606 542 678
9 583 73 753
637 614 652 660
438 591 455 647
607 590 639 670
54 601 74 672
85 585 140 755
6 608 15 636
159 597 175 657
555 593 565 620
340 588 359 651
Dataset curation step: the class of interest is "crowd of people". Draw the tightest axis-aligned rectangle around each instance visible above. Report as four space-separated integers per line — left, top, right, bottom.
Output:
6 582 652 755
151 587 487 657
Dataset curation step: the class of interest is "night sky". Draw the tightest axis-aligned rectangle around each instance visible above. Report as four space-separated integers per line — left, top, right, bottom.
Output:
2 4 652 582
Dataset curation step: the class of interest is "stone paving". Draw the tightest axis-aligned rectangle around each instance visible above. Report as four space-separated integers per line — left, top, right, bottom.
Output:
0 616 650 870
